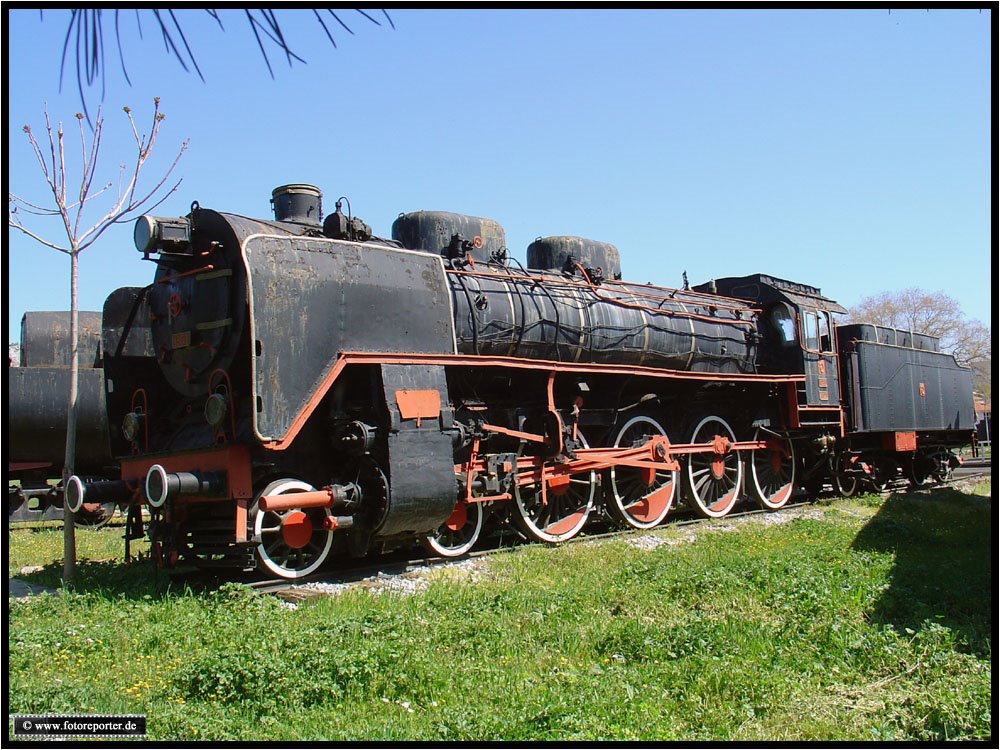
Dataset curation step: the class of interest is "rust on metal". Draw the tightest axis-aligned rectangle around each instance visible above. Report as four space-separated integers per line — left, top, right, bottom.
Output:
235 498 249 543
155 264 215 285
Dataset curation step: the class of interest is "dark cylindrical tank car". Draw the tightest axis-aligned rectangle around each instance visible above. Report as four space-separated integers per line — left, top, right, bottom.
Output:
9 311 118 525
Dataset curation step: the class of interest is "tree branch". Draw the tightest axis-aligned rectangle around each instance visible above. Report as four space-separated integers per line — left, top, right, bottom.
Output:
47 9 393 121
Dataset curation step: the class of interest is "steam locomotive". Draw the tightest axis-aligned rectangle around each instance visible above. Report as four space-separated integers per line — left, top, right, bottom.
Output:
67 184 975 579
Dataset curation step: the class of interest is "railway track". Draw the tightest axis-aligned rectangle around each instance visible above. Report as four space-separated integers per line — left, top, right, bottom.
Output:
196 501 819 597
239 469 993 599
9 469 989 599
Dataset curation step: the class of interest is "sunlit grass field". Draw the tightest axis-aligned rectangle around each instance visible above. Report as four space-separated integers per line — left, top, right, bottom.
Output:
8 481 992 741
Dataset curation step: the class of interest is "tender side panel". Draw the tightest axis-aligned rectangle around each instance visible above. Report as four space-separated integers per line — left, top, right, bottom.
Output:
849 341 974 432
244 235 455 441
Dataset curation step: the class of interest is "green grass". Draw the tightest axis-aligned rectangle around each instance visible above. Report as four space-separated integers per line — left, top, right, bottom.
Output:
8 483 992 741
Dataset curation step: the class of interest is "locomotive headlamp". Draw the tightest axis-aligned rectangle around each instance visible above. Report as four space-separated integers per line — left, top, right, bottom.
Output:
122 411 144 443
204 393 228 429
134 215 191 255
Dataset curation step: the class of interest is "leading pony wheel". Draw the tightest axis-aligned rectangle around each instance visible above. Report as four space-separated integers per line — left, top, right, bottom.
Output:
684 415 743 518
252 478 334 579
606 414 677 529
746 428 796 510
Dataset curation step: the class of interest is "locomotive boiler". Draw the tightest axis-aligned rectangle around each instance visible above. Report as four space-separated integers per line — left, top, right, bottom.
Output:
68 184 975 579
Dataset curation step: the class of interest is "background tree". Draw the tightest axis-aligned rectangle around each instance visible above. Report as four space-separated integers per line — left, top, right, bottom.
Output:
847 287 992 404
8 100 187 587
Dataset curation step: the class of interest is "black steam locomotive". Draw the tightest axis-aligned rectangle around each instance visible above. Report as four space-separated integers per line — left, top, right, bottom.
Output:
67 185 975 578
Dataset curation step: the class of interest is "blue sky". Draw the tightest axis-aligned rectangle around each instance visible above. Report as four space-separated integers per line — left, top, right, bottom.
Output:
7 8 992 344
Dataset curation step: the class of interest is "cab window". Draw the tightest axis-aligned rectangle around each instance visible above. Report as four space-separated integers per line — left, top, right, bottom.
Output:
804 311 820 351
819 311 834 352
770 305 797 346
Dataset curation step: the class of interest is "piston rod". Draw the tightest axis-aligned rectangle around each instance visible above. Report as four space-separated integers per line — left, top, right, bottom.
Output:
258 483 358 513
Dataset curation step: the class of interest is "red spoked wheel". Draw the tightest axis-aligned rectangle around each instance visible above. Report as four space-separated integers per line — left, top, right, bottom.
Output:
252 479 334 579
606 414 678 529
747 428 796 510
684 415 743 518
512 435 596 544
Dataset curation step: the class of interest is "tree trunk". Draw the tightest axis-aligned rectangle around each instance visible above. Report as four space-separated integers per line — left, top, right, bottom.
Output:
62 250 79 588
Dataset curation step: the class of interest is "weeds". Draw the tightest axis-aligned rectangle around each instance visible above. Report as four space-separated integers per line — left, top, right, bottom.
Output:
7 483 992 741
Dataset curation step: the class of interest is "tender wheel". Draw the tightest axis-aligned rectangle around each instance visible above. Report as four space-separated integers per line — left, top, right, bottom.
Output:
606 414 678 529
513 435 596 544
907 453 934 489
252 478 334 579
420 499 485 558
868 458 896 493
747 429 796 510
684 415 743 518
927 449 954 484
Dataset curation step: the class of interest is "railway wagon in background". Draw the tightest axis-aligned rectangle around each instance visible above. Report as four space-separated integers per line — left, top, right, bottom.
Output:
66 184 975 579
9 311 118 526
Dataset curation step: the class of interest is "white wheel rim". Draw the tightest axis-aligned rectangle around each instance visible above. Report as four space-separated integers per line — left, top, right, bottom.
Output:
423 500 485 557
749 428 796 510
145 464 169 508
253 479 334 579
686 415 742 518
514 434 595 543
609 415 677 529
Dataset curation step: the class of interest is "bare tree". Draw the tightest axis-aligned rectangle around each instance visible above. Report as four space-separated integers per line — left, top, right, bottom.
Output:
9 99 187 587
847 287 992 403
973 358 991 406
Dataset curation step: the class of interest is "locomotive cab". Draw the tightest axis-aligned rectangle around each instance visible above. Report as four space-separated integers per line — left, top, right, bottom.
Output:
697 274 847 422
